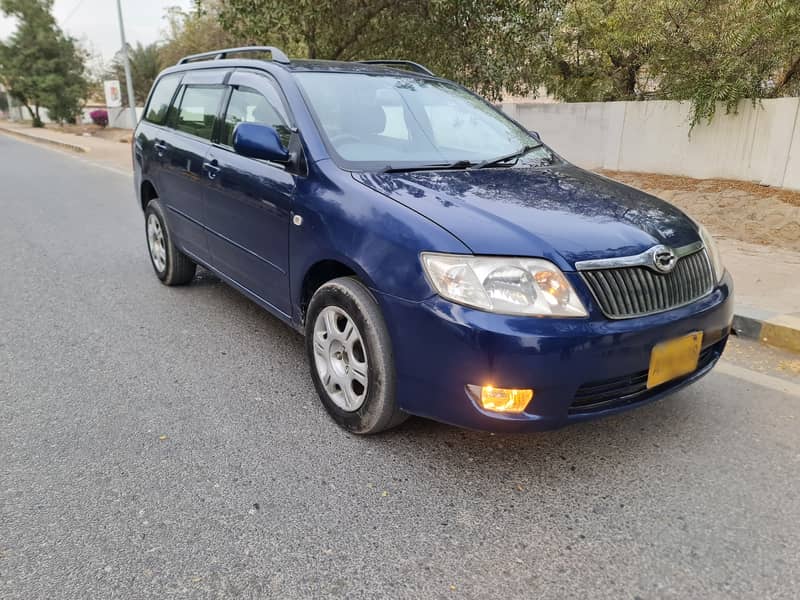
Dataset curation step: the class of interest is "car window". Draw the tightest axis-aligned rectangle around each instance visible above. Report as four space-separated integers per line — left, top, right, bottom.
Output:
296 72 553 170
222 86 291 148
174 85 225 140
144 74 182 125
424 105 510 150
381 106 409 140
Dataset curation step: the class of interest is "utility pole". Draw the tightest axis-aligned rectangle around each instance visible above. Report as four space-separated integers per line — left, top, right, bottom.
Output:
115 0 137 129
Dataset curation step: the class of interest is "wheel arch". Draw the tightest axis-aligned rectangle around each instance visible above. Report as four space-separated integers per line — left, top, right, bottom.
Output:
140 179 158 211
298 258 382 324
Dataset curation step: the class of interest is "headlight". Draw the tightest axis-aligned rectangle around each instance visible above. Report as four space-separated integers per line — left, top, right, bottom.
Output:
698 224 724 282
420 253 588 317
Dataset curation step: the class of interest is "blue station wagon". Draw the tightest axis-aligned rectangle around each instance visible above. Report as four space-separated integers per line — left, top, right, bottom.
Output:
134 46 733 434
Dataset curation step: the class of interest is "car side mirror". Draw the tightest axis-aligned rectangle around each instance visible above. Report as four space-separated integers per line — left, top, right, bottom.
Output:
529 130 541 142
233 122 290 163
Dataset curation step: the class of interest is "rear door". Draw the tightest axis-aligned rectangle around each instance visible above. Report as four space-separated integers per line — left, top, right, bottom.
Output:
203 71 296 316
134 72 183 207
156 69 228 262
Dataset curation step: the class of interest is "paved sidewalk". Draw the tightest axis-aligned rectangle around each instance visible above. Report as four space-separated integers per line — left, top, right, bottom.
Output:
2 119 798 351
718 238 800 353
718 239 800 315
0 120 132 173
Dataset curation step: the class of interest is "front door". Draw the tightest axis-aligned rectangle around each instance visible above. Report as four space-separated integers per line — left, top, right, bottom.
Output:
204 71 296 316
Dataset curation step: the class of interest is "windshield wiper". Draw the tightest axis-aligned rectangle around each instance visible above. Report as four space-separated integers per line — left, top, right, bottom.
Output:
379 146 543 174
473 143 543 169
381 160 474 173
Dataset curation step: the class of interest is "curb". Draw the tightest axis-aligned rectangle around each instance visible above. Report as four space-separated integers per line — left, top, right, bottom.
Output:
0 125 89 154
732 305 800 354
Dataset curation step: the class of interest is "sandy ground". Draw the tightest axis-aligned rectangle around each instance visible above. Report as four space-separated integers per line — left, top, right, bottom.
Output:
600 171 800 252
53 123 132 143
17 121 132 144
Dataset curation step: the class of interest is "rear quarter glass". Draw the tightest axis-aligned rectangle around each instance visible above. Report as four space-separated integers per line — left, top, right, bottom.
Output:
144 73 183 125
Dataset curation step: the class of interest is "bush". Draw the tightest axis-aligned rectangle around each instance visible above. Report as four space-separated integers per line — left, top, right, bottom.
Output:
90 109 108 127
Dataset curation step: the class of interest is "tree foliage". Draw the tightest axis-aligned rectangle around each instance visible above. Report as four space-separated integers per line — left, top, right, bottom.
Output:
166 0 800 126
158 0 236 67
543 0 800 126
543 0 654 102
0 0 88 126
217 0 557 100
420 0 559 100
646 0 800 125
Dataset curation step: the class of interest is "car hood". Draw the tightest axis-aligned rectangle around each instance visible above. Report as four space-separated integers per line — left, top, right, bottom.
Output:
352 164 700 271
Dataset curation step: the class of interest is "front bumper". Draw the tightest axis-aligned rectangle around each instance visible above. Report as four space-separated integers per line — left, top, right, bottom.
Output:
376 270 734 432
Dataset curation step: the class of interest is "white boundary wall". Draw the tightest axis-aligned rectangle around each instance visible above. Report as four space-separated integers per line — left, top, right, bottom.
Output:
502 98 800 191
6 104 144 129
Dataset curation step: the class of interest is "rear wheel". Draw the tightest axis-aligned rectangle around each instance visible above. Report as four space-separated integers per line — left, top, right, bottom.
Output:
305 277 407 434
144 199 196 286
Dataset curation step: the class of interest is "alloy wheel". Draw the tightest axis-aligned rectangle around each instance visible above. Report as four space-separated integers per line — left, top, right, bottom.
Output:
312 306 369 411
147 213 167 273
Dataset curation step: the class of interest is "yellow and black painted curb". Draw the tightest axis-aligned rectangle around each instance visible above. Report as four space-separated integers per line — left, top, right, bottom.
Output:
733 308 800 354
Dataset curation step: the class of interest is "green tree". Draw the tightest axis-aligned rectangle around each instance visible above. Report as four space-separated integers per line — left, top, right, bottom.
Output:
159 0 237 67
218 0 412 61
217 0 557 100
646 0 800 125
419 0 559 100
544 0 800 126
166 0 800 126
0 0 88 126
544 0 653 102
108 42 162 106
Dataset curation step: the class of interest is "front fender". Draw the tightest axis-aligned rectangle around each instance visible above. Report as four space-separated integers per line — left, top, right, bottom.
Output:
289 159 469 321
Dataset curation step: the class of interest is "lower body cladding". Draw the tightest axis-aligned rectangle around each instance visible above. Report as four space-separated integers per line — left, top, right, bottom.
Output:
376 271 734 432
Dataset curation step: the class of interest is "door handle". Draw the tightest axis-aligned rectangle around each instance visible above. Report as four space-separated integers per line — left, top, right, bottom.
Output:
154 140 167 157
202 159 221 180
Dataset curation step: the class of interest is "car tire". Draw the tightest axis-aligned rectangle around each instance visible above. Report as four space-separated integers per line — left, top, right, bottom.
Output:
144 199 196 286
305 277 408 434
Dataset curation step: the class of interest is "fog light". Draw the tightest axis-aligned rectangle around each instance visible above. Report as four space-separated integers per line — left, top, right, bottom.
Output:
467 384 533 413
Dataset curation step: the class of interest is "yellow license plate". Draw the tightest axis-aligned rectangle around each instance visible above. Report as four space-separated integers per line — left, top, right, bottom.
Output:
647 332 704 389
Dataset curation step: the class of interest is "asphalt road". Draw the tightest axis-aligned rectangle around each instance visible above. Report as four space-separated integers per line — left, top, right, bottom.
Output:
1 134 799 600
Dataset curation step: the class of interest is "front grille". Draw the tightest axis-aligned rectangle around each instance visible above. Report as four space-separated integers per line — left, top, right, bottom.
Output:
581 250 713 319
569 342 721 414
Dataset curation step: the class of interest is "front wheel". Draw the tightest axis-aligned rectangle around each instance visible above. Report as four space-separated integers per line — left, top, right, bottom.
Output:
305 277 407 434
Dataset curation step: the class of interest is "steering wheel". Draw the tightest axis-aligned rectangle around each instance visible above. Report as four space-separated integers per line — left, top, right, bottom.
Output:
330 133 362 145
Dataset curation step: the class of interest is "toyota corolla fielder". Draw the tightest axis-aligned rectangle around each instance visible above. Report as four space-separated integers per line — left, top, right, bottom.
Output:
134 46 733 434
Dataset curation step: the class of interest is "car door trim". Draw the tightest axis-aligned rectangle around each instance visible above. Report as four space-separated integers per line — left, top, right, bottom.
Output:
166 204 287 275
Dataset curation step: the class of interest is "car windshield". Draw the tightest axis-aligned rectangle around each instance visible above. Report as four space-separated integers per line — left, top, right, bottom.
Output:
295 72 555 171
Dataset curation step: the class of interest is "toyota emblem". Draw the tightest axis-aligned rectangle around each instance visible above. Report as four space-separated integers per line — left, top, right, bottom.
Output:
651 245 677 273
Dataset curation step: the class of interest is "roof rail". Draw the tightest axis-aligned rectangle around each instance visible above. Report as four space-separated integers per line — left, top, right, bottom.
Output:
177 46 290 66
358 60 434 76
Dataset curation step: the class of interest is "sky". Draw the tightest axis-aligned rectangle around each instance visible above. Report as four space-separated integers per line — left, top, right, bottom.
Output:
0 0 193 66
